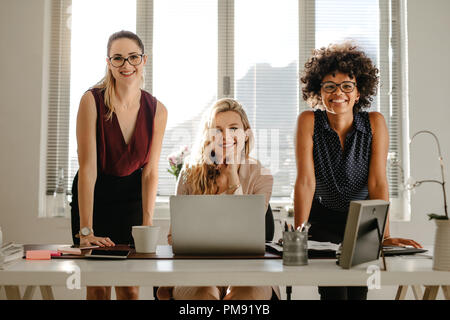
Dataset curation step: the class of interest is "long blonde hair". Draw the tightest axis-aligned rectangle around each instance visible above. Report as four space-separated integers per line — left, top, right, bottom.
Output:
93 30 145 121
182 98 255 195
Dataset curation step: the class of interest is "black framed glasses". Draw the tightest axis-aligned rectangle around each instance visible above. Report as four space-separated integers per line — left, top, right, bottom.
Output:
108 54 144 68
321 81 356 93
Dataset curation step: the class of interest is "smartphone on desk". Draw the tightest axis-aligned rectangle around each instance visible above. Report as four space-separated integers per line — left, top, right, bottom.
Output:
58 245 100 255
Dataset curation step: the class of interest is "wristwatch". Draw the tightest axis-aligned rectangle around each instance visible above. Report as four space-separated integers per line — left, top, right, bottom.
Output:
80 227 93 237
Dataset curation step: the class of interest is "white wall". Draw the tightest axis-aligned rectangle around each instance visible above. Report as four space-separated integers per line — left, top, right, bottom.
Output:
0 0 72 245
1 0 449 300
389 0 450 246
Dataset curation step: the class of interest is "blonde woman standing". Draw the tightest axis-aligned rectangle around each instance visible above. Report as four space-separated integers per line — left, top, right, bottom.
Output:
157 98 280 300
70 30 167 300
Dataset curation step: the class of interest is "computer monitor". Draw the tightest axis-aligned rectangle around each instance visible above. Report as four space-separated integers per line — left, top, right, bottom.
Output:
338 200 390 269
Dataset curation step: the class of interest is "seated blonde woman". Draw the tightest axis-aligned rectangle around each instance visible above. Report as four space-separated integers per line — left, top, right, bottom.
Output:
157 98 280 300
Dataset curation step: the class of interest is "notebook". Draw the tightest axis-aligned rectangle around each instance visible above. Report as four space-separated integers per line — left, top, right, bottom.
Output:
170 195 266 255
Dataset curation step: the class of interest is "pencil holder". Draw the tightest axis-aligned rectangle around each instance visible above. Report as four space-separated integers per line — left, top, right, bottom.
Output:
282 231 308 266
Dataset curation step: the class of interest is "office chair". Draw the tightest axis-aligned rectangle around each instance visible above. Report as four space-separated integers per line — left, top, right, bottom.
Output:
264 204 292 300
265 204 275 242
153 204 279 300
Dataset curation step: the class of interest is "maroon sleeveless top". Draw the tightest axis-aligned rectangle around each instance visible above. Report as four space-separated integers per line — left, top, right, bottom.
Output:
90 88 157 177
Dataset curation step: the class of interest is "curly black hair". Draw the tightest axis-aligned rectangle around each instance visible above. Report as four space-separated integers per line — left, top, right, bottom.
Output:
301 42 379 112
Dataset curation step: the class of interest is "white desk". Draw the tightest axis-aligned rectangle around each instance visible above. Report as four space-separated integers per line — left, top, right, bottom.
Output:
1 253 450 300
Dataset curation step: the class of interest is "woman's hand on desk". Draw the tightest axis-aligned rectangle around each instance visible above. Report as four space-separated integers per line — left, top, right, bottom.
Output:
80 234 115 247
383 237 423 248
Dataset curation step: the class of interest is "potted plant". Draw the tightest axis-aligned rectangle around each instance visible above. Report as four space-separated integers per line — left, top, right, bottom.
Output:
167 146 190 180
406 131 449 271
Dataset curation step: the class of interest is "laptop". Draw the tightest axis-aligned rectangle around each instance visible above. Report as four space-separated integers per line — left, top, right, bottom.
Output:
382 246 428 256
170 195 266 255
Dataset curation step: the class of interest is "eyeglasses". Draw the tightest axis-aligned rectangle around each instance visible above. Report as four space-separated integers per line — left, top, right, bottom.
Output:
321 81 356 93
108 54 144 68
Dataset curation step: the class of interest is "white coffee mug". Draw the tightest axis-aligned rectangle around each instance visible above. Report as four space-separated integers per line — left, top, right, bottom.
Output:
132 226 160 253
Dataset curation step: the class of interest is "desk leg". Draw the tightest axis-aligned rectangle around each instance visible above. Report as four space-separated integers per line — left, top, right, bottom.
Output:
411 285 423 300
423 286 439 300
4 285 55 300
23 286 37 300
395 285 408 300
39 286 55 300
441 286 450 300
286 286 292 301
4 286 21 300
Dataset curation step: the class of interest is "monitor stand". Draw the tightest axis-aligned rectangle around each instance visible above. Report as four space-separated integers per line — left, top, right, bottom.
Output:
375 221 387 271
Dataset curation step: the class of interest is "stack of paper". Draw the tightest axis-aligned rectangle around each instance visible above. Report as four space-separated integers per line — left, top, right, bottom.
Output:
307 241 340 251
0 243 24 269
266 240 340 254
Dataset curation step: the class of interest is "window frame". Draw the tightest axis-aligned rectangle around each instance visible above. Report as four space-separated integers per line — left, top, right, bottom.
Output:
43 0 410 220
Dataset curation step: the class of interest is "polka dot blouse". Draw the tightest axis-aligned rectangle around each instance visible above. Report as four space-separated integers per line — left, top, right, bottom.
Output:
313 110 372 213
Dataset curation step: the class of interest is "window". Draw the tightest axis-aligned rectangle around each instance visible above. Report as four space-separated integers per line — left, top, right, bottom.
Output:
69 0 137 185
45 0 72 198
153 0 218 195
45 0 137 198
311 0 410 220
45 0 409 220
234 0 299 197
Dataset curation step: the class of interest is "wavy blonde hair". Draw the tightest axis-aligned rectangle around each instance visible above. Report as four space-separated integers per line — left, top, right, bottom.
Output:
93 30 145 121
181 98 255 195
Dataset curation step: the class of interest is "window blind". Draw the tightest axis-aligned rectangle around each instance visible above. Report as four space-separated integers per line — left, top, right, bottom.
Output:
45 0 72 195
390 0 411 219
299 0 316 113
136 0 153 94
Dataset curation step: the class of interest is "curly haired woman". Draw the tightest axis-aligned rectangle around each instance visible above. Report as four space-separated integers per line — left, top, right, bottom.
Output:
294 42 422 300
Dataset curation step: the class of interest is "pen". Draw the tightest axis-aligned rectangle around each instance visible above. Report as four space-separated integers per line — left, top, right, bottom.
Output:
285 223 294 232
304 222 311 233
284 221 289 232
295 222 311 233
299 222 306 232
